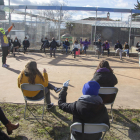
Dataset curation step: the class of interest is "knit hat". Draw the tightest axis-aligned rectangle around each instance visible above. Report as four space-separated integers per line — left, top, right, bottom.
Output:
24 61 37 72
82 81 100 96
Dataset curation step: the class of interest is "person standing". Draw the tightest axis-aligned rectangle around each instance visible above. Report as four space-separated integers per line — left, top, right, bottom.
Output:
136 41 140 52
95 39 102 54
23 37 30 54
63 38 70 54
49 37 59 57
12 37 21 57
42 37 49 54
0 23 14 68
102 40 110 57
80 38 90 55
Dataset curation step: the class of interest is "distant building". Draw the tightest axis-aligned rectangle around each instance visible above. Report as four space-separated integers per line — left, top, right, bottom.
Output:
0 0 5 20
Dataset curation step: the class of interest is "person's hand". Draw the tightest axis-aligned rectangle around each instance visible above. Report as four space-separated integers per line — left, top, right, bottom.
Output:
12 23 15 27
43 68 46 73
63 80 70 87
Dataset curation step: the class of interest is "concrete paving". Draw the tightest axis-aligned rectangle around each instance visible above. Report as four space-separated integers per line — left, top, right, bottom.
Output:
0 52 140 109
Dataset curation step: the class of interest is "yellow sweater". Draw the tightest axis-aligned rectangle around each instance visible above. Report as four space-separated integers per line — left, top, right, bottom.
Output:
18 72 48 97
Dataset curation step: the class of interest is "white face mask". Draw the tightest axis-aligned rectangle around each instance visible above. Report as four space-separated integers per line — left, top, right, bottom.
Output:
15 40 17 42
66 40 68 42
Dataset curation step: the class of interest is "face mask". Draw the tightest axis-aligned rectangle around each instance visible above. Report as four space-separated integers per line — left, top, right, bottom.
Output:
25 39 27 41
126 43 128 45
66 40 68 42
15 40 17 42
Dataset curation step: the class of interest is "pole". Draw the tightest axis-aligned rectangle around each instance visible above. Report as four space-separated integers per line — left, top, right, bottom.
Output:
24 7 27 36
58 6 62 45
94 8 97 42
128 12 132 50
9 0 11 37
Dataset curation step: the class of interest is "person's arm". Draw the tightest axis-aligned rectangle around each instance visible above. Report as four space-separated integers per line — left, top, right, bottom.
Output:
5 24 14 35
42 72 48 87
58 87 76 114
17 73 22 88
80 39 83 44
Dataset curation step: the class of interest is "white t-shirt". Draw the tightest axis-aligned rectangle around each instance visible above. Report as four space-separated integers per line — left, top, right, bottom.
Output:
73 43 80 49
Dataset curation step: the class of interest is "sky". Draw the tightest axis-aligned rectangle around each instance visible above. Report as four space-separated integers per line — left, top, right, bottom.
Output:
3 0 138 21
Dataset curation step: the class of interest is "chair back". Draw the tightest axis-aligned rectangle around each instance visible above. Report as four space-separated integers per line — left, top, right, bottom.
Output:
70 123 109 134
98 87 118 105
21 83 45 101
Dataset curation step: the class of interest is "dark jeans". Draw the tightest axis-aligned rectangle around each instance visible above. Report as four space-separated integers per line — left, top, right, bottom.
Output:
103 49 110 55
50 48 56 57
83 46 88 54
72 48 78 58
23 46 28 52
0 107 9 125
26 83 55 104
2 47 8 64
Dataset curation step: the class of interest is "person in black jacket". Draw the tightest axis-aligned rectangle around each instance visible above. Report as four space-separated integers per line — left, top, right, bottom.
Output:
42 37 49 54
136 41 140 52
23 37 30 54
114 40 123 59
49 37 59 57
91 60 118 87
12 37 21 57
63 38 70 54
95 39 102 54
58 80 110 140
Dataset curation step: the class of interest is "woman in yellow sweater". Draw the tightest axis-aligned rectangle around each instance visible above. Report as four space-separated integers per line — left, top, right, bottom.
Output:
18 61 62 109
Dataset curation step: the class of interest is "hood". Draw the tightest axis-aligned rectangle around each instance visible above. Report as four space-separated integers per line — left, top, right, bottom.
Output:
96 68 110 73
78 95 103 105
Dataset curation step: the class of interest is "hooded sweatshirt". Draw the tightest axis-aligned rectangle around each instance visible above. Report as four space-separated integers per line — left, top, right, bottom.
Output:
91 68 118 87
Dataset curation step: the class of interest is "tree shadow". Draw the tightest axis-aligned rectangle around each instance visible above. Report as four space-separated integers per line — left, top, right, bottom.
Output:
11 135 28 140
112 110 140 140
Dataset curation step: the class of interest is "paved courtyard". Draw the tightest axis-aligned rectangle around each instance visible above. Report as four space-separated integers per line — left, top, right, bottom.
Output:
0 52 140 109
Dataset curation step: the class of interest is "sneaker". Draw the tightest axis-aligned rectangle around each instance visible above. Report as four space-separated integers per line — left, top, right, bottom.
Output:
2 64 8 68
5 64 9 67
54 87 62 93
47 103 54 110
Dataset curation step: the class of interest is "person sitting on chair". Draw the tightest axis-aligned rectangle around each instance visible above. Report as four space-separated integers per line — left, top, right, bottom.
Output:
136 41 140 52
114 40 123 59
58 80 110 140
80 38 90 55
63 38 70 55
71 40 80 58
0 107 19 139
91 60 118 87
18 61 62 109
102 40 110 56
123 42 129 57
23 37 30 54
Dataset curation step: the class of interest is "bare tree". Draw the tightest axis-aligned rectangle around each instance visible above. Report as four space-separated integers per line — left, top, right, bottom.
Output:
38 0 72 39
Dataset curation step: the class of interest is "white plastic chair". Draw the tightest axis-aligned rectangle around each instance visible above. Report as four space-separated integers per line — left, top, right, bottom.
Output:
98 87 118 122
70 123 109 140
21 83 46 120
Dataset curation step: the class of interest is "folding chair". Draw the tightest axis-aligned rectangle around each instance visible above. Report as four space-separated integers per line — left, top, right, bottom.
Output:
98 87 118 122
70 123 109 140
21 83 46 120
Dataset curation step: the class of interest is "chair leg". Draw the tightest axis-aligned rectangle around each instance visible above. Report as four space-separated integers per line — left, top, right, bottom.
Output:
24 100 27 119
102 132 107 140
42 101 45 120
110 104 113 122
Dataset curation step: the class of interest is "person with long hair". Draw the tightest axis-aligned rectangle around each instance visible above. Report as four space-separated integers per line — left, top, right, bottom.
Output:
91 60 118 87
18 61 62 109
